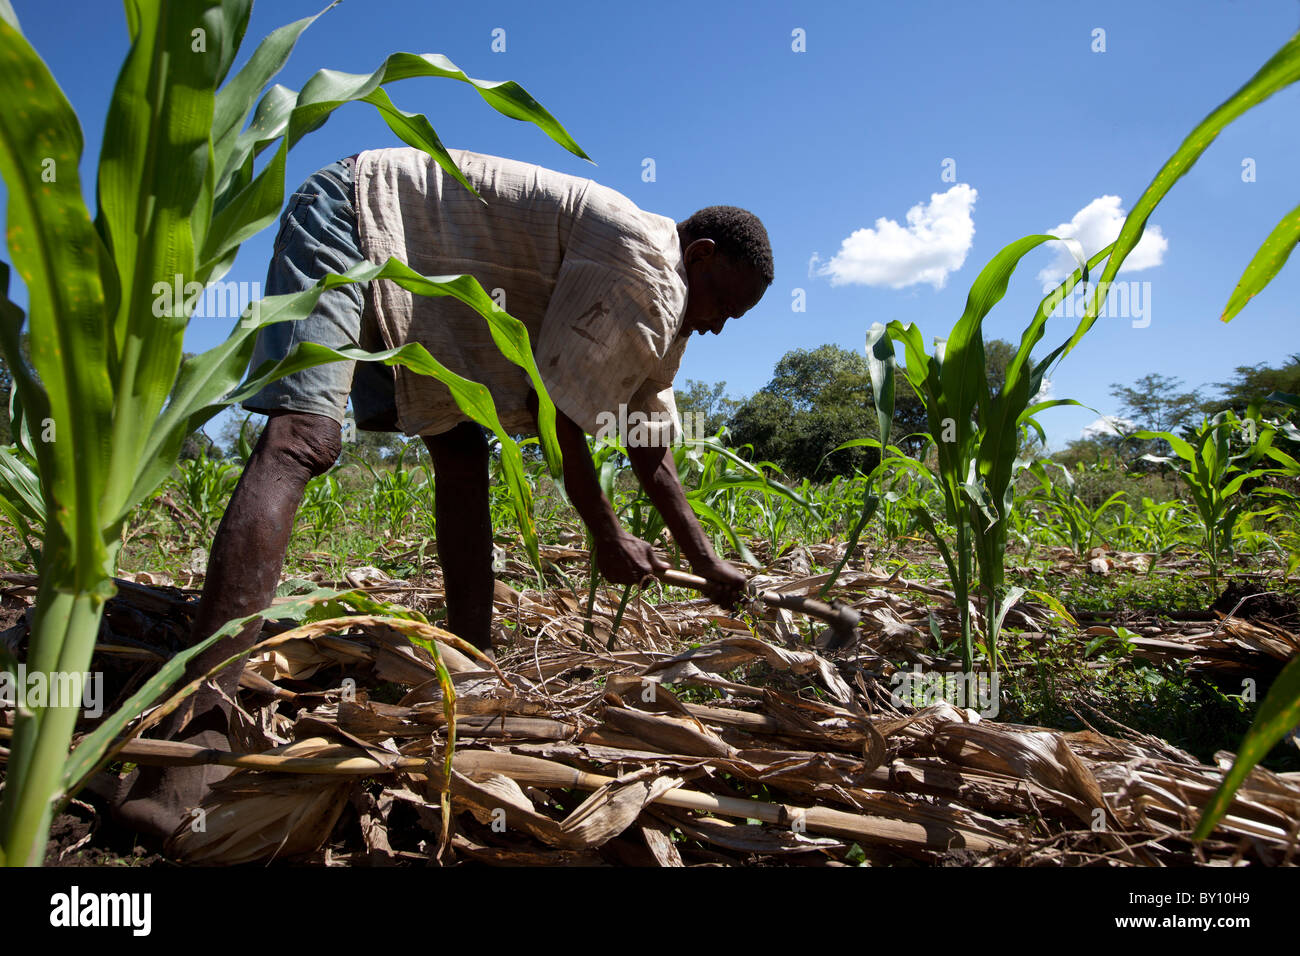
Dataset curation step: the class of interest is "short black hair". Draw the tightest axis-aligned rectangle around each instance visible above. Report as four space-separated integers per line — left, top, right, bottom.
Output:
677 206 774 286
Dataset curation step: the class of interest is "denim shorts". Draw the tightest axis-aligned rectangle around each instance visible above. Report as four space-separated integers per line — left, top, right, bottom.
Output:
241 156 399 431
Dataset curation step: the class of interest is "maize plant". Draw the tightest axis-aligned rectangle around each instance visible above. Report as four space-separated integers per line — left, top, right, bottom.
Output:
1025 460 1127 557
1137 408 1298 590
0 0 584 865
852 26 1300 678
1122 496 1197 562
846 232 1109 675
170 449 242 539
296 471 348 550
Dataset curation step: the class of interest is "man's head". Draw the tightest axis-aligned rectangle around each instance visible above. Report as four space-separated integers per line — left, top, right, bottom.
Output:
676 206 773 337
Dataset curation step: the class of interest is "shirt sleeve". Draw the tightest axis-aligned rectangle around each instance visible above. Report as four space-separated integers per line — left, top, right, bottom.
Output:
625 334 689 445
535 258 685 446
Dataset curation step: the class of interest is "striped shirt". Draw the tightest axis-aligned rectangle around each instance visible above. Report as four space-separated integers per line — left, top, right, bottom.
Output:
353 147 690 443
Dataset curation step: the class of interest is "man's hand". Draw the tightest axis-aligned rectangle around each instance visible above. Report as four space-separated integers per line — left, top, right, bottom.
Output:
691 555 748 609
595 530 668 586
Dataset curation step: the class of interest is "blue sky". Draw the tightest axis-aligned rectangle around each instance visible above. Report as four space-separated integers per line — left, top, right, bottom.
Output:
4 0 1299 450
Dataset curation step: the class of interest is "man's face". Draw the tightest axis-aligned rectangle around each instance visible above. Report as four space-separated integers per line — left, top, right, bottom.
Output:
679 239 767 338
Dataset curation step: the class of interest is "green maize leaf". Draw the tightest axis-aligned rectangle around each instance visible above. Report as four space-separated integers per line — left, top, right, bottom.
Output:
200 137 288 275
0 445 42 522
1193 651 1300 840
828 437 884 455
211 3 327 181
980 246 1111 505
219 83 295 193
0 264 44 463
1065 29 1300 355
1221 468 1271 499
886 320 953 485
0 16 114 594
691 474 814 511
679 436 778 481
236 336 541 566
990 586 1026 645
96 0 225 523
826 439 936 482
366 52 590 160
1221 200 1300 322
819 491 878 598
687 497 758 567
1022 587 1078 630
211 0 253 90
219 49 589 211
118 257 562 526
1094 490 1128 516
62 613 243 794
597 451 620 503
1135 429 1197 462
962 472 998 531
203 87 464 271
204 37 589 277
0 1 17 30
941 234 1055 441
1020 398 1085 421
5 388 31 459
1263 445 1300 473
865 322 895 448
166 338 545 568
0 492 38 563
885 320 935 404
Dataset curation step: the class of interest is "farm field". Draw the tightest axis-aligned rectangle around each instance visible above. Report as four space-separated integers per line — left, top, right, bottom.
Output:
1 0 1299 889
3 431 1298 866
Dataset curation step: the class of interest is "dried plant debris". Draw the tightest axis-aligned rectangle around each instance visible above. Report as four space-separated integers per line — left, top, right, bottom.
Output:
2 565 1298 867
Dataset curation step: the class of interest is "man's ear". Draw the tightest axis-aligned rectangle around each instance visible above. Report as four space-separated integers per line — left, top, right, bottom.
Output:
683 237 716 266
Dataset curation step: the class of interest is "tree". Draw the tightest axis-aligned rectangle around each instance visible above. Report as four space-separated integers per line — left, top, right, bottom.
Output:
0 330 32 447
1053 435 1124 470
0 347 11 446
674 378 739 438
1110 373 1202 434
726 345 878 478
1205 354 1300 415
1108 373 1202 463
218 413 265 460
726 340 1022 480
347 427 416 466
180 429 220 461
1204 354 1300 461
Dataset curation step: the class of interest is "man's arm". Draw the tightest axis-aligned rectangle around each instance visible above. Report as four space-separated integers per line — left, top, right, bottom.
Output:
527 393 745 603
528 392 666 584
626 441 747 607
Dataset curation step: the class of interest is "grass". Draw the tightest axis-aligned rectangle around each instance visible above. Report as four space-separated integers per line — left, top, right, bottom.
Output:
998 632 1297 774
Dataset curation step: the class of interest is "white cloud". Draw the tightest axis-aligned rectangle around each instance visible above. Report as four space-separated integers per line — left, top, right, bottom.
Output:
1081 415 1136 439
1032 378 1054 404
1037 195 1168 287
818 184 977 290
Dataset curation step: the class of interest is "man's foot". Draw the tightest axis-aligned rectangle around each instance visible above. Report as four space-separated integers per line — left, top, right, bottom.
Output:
110 710 233 843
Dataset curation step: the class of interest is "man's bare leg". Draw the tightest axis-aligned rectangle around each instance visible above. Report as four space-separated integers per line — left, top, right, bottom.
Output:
113 411 342 840
422 423 494 651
